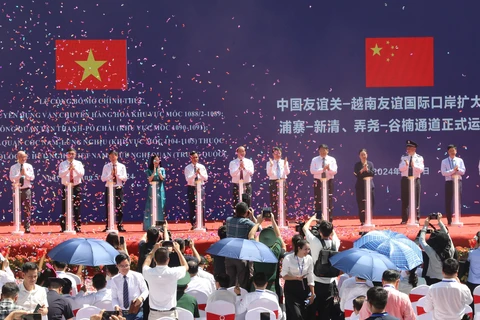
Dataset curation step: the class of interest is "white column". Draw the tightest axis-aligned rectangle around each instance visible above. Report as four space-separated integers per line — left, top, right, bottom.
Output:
407 176 419 227
277 179 287 229
194 180 205 231
363 176 375 228
12 183 23 235
106 181 116 232
63 183 76 234
238 179 244 202
451 175 463 226
321 178 329 222
151 181 158 228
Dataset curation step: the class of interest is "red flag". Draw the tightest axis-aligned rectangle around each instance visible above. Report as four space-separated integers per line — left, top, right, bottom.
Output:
365 37 434 88
55 40 127 90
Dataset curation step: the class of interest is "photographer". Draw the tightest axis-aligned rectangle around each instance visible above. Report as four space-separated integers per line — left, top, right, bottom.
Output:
419 213 455 285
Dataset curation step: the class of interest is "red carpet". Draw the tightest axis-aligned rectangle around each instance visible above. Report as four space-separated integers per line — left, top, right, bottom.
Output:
1 215 479 260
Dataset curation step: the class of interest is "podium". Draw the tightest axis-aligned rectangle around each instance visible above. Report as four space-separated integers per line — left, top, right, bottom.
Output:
151 181 158 228
194 180 206 231
12 183 24 235
407 176 419 228
63 183 76 234
106 181 116 232
362 177 375 228
321 178 329 222
277 179 287 229
238 179 244 203
451 175 463 226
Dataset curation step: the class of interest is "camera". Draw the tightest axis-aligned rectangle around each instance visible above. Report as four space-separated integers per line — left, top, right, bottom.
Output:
262 207 272 218
155 220 166 227
102 311 120 320
185 239 191 247
241 193 251 204
429 213 439 220
162 240 174 247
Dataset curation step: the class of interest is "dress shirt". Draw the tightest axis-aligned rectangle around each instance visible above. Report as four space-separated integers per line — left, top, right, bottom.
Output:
229 158 254 183
305 229 341 284
340 281 371 312
74 288 113 309
0 267 16 290
9 163 35 189
236 290 282 320
101 162 127 187
225 216 255 239
280 253 314 286
359 285 415 320
58 160 85 185
110 271 149 310
185 275 213 296
197 269 216 294
184 163 208 186
310 155 338 180
441 156 466 181
17 284 49 312
266 159 290 180
423 279 473 320
206 288 239 308
467 248 480 284
142 265 186 311
55 271 78 296
398 153 424 178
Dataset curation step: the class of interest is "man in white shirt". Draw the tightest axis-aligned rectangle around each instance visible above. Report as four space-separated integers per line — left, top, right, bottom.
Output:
143 242 188 320
75 273 113 309
101 150 128 232
266 147 290 222
339 277 371 312
111 253 149 320
0 255 16 289
52 261 78 296
16 263 48 317
9 151 35 233
424 258 473 320
185 261 213 296
440 144 466 225
310 144 338 221
184 151 208 230
197 257 216 294
399 140 424 224
229 146 254 207
303 214 340 320
236 272 282 320
58 147 85 232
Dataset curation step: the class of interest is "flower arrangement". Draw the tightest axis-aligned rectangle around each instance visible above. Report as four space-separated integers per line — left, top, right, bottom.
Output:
456 246 469 262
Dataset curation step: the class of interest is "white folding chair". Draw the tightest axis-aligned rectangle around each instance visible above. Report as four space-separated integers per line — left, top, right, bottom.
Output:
343 298 355 320
92 299 113 310
248 298 280 319
246 307 275 320
464 305 473 319
157 318 176 320
185 289 208 319
409 284 430 315
205 300 235 320
416 297 433 320
177 307 194 320
473 284 480 315
76 306 102 320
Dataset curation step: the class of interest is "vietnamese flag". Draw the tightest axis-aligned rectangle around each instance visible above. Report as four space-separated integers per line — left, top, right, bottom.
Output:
55 40 127 90
365 37 434 88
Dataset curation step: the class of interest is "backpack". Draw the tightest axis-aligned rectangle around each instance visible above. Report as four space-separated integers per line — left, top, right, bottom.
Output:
314 239 340 278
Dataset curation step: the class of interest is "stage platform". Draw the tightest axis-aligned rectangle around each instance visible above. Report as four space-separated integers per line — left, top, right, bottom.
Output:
1 216 479 262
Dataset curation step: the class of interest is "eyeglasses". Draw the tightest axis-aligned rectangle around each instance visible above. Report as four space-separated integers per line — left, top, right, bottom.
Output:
118 263 130 268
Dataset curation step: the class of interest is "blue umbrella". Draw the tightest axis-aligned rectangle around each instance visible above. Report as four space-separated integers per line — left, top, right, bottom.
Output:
206 238 278 263
48 238 119 266
329 248 398 281
354 230 422 270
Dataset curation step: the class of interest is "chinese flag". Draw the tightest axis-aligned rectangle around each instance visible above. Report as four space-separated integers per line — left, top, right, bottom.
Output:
55 40 127 90
365 37 434 88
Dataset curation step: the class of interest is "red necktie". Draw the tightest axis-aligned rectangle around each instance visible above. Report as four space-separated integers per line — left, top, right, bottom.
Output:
113 165 117 184
70 167 74 183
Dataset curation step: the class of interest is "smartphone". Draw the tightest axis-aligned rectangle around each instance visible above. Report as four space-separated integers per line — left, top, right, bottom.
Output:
262 207 272 218
155 220 166 227
260 312 271 320
33 304 42 313
119 236 125 245
22 314 42 320
162 240 174 247
102 311 120 320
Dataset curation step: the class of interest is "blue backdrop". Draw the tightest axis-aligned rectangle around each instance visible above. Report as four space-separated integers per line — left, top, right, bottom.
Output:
1 0 479 224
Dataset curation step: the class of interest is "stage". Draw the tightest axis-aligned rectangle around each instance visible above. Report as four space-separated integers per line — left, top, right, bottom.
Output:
1 216 479 266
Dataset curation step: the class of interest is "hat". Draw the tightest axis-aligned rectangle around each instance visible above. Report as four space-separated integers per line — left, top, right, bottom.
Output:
259 228 277 248
406 140 418 148
47 277 66 287
447 144 456 150
177 273 191 288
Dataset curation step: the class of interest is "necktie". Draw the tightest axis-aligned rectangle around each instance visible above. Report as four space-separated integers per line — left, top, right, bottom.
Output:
69 163 74 184
321 158 326 179
123 275 129 309
451 158 455 169
276 161 282 179
408 156 413 177
239 160 244 180
113 165 117 184
19 164 24 187
194 165 198 181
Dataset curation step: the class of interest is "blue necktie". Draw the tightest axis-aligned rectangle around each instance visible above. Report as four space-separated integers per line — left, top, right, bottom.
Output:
276 161 282 179
408 156 413 177
123 275 129 309
321 158 326 179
